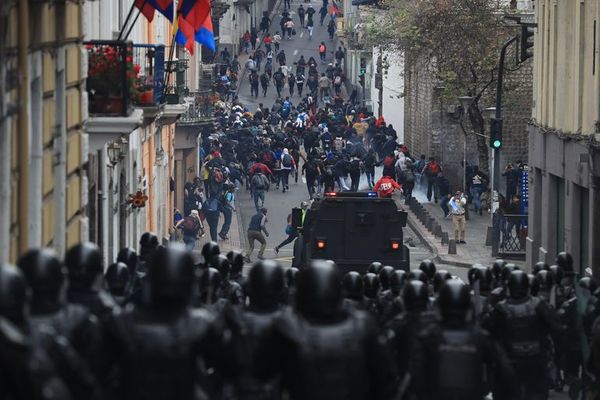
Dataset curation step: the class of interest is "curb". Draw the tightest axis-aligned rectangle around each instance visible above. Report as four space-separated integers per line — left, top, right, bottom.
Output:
404 198 473 269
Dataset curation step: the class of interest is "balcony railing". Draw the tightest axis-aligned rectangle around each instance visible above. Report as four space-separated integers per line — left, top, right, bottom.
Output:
132 44 166 107
85 40 134 116
178 91 217 124
495 213 528 259
164 58 189 104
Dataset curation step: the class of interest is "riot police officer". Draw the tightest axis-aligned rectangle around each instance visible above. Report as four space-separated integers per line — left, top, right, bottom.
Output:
116 247 141 303
64 242 115 320
384 280 434 387
228 260 286 399
255 260 398 400
211 254 244 305
138 231 159 274
105 262 129 306
412 279 515 400
484 270 563 400
227 250 246 286
106 244 233 400
342 271 365 310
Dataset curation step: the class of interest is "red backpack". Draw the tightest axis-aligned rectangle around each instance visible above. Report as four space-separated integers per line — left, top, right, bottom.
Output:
383 156 395 168
429 162 440 175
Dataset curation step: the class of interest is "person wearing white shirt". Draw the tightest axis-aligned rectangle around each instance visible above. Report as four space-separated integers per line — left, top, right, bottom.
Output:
448 191 467 244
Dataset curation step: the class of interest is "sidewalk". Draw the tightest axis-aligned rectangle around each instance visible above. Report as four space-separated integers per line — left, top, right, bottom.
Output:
396 190 497 268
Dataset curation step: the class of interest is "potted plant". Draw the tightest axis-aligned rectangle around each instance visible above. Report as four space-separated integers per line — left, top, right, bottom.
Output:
87 43 139 114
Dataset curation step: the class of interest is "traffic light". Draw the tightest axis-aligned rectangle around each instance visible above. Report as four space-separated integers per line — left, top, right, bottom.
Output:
489 118 503 149
359 58 366 87
520 25 535 62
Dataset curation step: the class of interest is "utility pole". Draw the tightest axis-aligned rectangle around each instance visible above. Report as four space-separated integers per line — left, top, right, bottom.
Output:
17 0 30 254
491 34 518 257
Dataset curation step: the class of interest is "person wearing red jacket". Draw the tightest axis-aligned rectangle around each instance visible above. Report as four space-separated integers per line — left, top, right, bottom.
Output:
374 176 402 198
248 162 274 180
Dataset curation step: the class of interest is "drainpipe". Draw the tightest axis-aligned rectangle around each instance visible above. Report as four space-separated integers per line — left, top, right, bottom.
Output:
17 0 30 254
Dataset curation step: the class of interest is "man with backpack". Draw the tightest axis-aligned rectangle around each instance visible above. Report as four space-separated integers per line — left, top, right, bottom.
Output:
335 46 345 67
297 5 306 27
251 171 270 211
280 148 296 193
175 210 204 250
422 157 442 203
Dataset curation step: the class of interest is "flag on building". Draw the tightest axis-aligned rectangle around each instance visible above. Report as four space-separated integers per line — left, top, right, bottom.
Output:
195 15 215 52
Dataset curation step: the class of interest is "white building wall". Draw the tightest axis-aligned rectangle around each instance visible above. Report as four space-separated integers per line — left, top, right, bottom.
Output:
370 49 404 142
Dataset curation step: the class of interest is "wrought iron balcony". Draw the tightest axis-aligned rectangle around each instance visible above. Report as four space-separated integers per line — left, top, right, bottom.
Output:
85 40 134 116
132 44 166 107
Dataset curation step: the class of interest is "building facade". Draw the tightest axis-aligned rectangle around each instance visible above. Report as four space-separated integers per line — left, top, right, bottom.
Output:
526 0 600 274
1 1 88 263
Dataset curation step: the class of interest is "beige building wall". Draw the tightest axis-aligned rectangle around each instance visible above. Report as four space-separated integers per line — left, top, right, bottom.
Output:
2 2 87 263
527 0 600 274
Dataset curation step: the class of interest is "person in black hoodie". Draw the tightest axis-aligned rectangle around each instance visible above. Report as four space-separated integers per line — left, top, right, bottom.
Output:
362 148 378 189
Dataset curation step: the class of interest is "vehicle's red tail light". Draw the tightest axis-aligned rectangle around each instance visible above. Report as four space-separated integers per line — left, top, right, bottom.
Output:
317 239 326 249
391 241 400 250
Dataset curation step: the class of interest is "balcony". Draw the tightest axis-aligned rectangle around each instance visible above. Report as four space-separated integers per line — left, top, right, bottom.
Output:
84 40 142 145
177 91 217 127
85 40 135 117
132 44 166 108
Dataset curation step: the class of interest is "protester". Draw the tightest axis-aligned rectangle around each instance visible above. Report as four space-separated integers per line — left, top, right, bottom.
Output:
246 207 269 262
449 190 467 243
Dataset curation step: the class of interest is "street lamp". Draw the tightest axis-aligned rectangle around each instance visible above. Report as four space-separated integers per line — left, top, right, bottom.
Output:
457 96 473 194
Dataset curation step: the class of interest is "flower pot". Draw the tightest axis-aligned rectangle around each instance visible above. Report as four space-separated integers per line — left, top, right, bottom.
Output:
138 89 155 106
90 95 125 115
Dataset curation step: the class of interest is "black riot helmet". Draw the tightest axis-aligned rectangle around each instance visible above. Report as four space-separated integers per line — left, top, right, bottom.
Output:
378 266 395 291
211 254 231 279
17 248 64 305
147 244 195 307
342 271 363 301
247 260 285 311
407 269 428 284
0 264 28 326
105 262 129 296
390 270 407 296
367 261 383 275
579 277 598 294
199 268 222 304
227 250 245 276
403 280 429 312
117 247 138 275
468 264 493 292
556 252 574 273
438 279 471 324
285 267 299 288
64 242 104 290
295 260 343 321
507 270 530 300
201 242 221 268
433 270 452 294
533 261 549 275
491 259 507 282
139 232 159 260
534 270 554 291
500 263 520 286
418 259 436 281
363 273 380 299
549 264 564 284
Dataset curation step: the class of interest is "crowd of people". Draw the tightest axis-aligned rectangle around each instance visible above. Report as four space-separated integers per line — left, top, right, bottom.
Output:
1 235 599 400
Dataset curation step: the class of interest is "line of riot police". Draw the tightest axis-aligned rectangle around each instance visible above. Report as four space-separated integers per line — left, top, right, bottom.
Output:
1 235 599 400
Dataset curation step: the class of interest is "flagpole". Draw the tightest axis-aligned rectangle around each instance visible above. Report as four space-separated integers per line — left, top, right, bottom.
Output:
119 0 146 41
162 0 178 102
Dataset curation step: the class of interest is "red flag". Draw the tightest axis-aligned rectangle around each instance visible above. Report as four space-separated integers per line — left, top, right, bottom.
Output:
135 0 156 21
179 0 211 32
